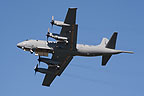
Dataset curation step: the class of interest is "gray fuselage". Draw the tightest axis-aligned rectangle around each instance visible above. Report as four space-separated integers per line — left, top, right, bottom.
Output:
17 39 123 57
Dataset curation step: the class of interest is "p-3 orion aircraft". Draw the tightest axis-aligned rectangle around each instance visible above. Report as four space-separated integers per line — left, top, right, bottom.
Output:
17 8 133 87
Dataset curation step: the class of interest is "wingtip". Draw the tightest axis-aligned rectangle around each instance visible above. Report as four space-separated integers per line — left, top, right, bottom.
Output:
114 32 118 34
69 7 77 10
42 84 50 87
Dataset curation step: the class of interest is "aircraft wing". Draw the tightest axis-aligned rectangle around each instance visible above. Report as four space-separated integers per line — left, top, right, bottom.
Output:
60 8 78 50
53 8 77 76
42 51 73 87
42 8 77 87
42 67 57 87
51 49 73 76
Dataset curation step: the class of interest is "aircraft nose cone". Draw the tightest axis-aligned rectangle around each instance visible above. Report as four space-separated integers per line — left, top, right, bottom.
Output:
17 43 22 48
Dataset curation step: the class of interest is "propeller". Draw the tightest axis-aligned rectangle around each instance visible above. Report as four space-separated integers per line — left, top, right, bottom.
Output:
37 55 41 65
50 16 54 28
46 28 50 42
34 64 38 75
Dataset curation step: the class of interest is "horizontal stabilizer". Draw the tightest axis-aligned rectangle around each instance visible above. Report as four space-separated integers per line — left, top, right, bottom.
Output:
106 32 118 49
102 54 112 66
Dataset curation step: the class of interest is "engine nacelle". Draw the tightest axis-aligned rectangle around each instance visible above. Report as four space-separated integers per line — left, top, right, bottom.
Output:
52 20 70 27
34 65 60 74
35 68 52 74
38 57 59 65
51 35 68 42
46 28 68 43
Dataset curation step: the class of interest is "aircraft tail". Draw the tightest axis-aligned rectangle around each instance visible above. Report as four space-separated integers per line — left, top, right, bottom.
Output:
101 32 134 66
106 32 118 49
99 32 117 48
102 32 117 66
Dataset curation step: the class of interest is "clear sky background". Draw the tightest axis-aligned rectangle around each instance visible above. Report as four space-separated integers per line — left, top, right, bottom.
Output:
0 0 143 96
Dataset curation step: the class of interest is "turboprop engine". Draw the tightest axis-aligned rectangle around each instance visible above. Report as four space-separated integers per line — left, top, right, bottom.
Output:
46 28 68 43
34 64 60 74
50 16 70 27
37 57 59 65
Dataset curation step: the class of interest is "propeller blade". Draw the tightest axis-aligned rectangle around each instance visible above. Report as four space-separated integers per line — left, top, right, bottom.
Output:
37 56 41 65
48 28 50 33
35 70 36 75
50 16 54 28
52 16 54 21
46 28 50 42
47 36 48 42
34 64 38 75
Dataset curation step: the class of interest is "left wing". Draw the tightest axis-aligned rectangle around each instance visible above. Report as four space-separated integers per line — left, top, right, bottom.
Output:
42 49 73 87
42 67 57 87
51 48 73 76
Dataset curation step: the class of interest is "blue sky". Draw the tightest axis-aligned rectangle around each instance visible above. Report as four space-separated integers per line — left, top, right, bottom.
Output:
0 0 143 96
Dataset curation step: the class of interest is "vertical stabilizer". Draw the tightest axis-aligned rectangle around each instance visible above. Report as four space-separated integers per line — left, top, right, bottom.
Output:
106 32 118 49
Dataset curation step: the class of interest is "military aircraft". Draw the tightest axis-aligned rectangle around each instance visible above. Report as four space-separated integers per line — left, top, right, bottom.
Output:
17 8 133 87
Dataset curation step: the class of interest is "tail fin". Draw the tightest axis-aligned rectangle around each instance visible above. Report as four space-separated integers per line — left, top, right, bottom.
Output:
101 32 134 66
102 32 118 66
106 32 118 49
